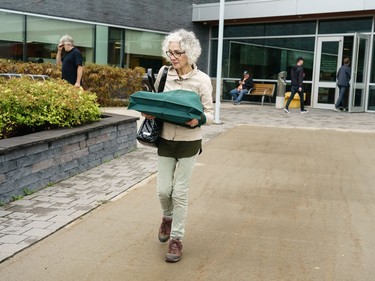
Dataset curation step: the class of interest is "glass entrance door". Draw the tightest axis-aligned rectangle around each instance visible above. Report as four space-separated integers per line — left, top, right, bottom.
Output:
313 37 343 109
348 33 370 112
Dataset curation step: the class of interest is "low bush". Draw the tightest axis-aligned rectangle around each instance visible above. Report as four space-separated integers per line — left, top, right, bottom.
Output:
0 77 101 139
0 59 145 107
0 59 61 79
83 64 145 106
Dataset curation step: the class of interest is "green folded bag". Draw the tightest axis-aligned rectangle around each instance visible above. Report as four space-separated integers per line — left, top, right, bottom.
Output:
128 89 203 127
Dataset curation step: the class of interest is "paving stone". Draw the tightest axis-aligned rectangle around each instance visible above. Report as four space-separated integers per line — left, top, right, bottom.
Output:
49 209 77 217
45 221 71 231
0 243 27 254
69 210 90 219
8 200 35 207
5 212 34 220
21 236 39 245
27 214 58 222
0 252 11 262
0 211 12 217
0 234 28 244
0 219 30 228
47 215 76 223
22 228 54 238
32 202 55 208
1 226 31 235
25 221 55 229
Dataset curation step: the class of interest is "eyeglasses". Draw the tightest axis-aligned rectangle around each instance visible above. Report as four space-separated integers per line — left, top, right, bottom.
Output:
166 50 186 59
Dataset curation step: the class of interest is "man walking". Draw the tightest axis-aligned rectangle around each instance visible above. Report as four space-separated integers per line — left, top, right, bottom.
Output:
334 57 351 112
284 57 308 113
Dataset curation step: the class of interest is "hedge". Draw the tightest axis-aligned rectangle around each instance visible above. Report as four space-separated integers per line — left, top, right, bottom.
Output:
0 59 145 106
0 77 101 139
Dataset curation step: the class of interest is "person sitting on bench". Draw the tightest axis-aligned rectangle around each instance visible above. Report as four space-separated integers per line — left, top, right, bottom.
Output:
230 70 254 105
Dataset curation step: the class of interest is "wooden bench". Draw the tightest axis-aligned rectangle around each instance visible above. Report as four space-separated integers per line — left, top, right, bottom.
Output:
246 83 275 106
231 83 275 105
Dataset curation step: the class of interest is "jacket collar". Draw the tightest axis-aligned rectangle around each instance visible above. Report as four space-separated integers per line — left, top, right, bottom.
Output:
169 64 198 80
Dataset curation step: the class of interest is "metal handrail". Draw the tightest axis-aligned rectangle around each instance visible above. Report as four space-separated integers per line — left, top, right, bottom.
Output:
0 73 49 80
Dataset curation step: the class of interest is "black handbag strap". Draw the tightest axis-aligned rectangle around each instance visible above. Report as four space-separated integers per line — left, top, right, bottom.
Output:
157 66 168 92
147 66 168 92
147 68 157 92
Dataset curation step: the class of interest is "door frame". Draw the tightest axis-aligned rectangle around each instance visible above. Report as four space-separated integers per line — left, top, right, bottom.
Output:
313 36 344 109
348 33 370 113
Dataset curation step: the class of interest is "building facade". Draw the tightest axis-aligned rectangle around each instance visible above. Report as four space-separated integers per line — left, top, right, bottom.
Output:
0 0 209 72
193 0 375 112
1 0 375 112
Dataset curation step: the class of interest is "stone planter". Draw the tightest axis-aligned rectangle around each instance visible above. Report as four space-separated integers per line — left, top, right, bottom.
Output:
0 113 139 204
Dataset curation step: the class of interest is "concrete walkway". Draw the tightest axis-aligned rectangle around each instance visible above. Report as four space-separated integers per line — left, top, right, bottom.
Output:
0 102 375 280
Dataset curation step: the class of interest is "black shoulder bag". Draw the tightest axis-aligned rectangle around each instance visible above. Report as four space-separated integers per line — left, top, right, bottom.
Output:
136 66 168 147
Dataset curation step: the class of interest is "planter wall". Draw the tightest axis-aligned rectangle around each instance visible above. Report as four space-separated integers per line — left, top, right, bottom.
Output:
0 113 138 204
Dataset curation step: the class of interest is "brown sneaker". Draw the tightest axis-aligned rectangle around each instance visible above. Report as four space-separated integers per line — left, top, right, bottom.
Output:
165 239 182 263
158 217 172 242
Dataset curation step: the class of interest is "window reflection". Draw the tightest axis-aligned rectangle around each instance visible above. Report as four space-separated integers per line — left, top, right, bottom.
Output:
26 16 94 64
368 86 375 110
319 18 372 34
211 37 315 81
124 30 164 70
108 27 123 67
0 12 24 60
0 41 23 61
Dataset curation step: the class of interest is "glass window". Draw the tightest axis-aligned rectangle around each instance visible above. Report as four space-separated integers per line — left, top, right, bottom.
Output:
124 30 165 69
96 25 109 65
264 21 316 36
0 12 24 61
368 85 375 111
211 37 315 81
211 21 316 38
27 16 94 64
108 27 123 67
319 17 372 34
370 37 375 84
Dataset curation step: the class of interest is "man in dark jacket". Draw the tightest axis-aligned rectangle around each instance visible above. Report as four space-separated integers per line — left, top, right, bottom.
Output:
284 57 308 113
230 70 254 105
334 57 351 112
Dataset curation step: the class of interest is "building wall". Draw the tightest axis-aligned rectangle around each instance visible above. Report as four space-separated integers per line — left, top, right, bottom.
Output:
192 0 375 22
0 0 193 32
0 1 211 72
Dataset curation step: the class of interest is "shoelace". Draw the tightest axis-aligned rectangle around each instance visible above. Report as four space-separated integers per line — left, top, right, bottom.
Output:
161 219 171 234
169 240 182 254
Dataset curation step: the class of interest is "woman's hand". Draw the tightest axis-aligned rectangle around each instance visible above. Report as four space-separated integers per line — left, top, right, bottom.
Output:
186 118 199 128
142 113 155 120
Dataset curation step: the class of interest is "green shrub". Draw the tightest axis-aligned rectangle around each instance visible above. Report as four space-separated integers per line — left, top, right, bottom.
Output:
0 77 101 139
83 64 145 106
0 59 145 107
0 59 61 78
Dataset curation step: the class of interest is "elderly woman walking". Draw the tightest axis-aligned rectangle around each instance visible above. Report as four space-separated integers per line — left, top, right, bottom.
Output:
142 29 214 262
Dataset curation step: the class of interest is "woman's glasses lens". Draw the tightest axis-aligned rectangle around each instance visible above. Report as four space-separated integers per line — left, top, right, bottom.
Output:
166 51 185 58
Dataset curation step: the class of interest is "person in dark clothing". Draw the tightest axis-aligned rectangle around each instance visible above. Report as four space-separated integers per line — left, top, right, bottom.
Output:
230 70 254 105
56 34 83 87
334 57 351 112
284 56 308 113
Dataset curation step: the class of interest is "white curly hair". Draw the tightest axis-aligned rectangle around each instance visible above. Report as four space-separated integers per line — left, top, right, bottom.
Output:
162 29 201 65
59 34 75 46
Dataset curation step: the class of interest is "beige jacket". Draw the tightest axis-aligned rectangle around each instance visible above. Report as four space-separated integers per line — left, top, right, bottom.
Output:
154 65 214 141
